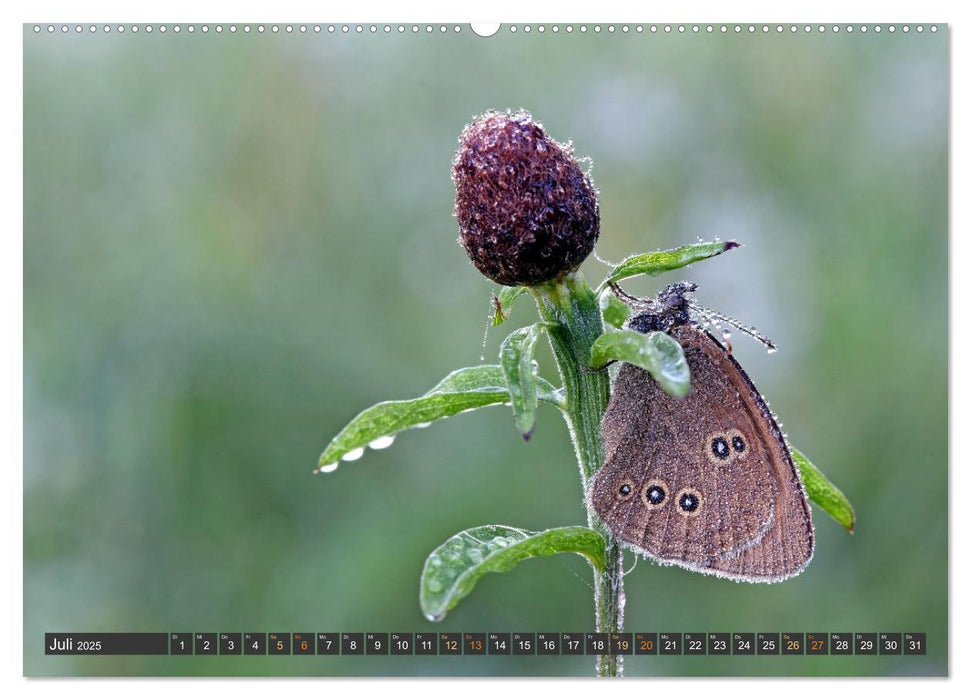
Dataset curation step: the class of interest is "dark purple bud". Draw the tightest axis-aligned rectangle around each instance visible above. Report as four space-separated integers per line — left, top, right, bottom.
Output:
452 110 600 287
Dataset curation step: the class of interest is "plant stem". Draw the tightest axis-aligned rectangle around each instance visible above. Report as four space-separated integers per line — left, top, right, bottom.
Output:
531 273 625 678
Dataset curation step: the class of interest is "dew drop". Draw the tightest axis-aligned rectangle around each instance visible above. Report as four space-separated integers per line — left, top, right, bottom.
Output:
368 435 395 450
342 447 365 462
767 347 778 354
466 548 484 563
427 578 443 593
415 422 432 429
317 462 339 473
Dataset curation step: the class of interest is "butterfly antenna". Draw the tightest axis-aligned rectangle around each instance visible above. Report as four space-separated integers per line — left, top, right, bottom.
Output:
689 303 734 353
608 281 652 310
687 300 777 352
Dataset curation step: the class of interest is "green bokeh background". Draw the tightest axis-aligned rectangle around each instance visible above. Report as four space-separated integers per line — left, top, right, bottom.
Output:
23 24 948 677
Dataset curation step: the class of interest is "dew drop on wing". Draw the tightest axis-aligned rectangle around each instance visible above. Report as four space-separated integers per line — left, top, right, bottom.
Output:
317 462 339 474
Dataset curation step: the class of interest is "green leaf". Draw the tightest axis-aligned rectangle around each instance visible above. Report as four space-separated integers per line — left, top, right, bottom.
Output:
599 290 632 328
499 324 543 440
492 286 527 326
598 240 739 291
792 448 856 533
420 525 607 622
590 329 691 398
317 366 562 469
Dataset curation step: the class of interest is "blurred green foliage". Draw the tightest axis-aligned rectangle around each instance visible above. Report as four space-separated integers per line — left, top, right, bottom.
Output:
24 25 947 676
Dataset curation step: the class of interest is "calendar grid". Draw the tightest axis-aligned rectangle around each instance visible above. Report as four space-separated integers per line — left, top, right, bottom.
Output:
44 632 927 656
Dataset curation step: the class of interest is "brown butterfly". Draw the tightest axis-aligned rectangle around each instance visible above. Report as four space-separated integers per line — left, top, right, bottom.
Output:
590 282 813 582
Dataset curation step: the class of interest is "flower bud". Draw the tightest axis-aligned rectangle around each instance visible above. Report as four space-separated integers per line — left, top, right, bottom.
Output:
452 110 600 287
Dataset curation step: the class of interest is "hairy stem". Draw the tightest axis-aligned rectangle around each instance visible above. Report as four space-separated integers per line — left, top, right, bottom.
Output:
531 273 625 677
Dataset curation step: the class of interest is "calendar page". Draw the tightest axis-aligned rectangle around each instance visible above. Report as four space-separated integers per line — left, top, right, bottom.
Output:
23 19 948 678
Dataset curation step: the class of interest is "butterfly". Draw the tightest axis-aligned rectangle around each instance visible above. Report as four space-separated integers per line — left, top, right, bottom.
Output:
590 282 814 582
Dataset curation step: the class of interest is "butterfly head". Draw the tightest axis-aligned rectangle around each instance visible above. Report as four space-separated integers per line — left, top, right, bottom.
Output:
623 281 697 334
612 280 777 352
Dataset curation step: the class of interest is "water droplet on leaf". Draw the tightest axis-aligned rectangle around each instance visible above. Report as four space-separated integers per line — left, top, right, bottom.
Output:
342 447 365 462
368 435 395 450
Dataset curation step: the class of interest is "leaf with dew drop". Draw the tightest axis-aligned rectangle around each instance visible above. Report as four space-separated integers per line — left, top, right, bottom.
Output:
316 365 563 470
792 448 856 533
590 329 691 398
499 324 544 440
420 525 607 622
597 240 739 292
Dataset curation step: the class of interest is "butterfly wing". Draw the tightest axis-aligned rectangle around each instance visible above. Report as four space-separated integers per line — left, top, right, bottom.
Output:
591 324 813 582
